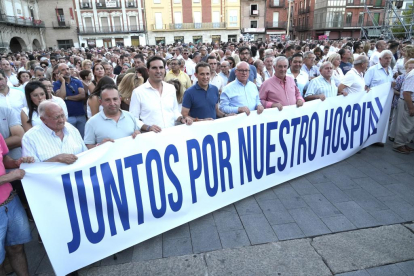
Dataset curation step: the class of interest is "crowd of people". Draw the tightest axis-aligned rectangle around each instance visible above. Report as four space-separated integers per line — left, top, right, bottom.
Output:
0 37 413 275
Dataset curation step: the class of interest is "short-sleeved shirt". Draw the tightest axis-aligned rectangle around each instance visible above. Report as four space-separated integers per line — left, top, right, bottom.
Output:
304 76 337 98
401 69 414 101
84 110 140 145
182 83 219 119
53 77 85 117
0 87 27 122
364 63 394 88
228 65 257 83
341 69 365 94
0 134 12 205
0 107 21 160
339 61 353 75
22 122 87 162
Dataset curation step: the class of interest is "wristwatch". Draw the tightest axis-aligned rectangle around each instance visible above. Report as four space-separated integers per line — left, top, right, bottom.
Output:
65 96 68 100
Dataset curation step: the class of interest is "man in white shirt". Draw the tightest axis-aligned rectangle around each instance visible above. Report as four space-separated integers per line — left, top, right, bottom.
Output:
0 71 26 122
287 53 309 96
186 52 200 81
206 57 224 93
369 40 387 67
338 55 369 96
1 60 18 87
129 56 192 133
219 61 230 85
263 55 275 80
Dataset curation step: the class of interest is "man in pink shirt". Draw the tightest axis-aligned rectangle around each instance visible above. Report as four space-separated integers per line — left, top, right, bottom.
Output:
0 133 34 276
259 56 304 111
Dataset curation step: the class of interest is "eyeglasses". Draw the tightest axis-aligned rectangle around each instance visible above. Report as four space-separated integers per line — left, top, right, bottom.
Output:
209 63 217 65
237 69 250 73
170 63 178 66
183 53 189 55
49 114 65 121
240 52 249 55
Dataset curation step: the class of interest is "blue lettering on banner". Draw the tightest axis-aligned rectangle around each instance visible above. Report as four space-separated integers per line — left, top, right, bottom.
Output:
238 126 252 184
217 132 233 191
146 150 167 218
202 135 219 197
62 173 81 254
277 120 288 172
351 103 361 149
308 113 319 161
321 109 334 157
187 139 202 203
124 154 144 225
289 117 301 168
297 115 309 165
341 105 351 151
331 107 343 154
164 145 183 212
360 102 366 146
253 124 265 180
266 122 278 175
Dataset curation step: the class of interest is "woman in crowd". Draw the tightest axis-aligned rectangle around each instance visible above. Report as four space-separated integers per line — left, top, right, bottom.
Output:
135 67 149 83
74 57 83 71
118 73 144 111
121 63 131 74
92 63 105 85
226 56 236 69
166 79 183 110
254 59 265 89
328 53 344 87
116 73 126 87
79 69 93 97
17 71 31 87
38 78 68 119
21 81 50 132
82 59 93 71
87 76 114 118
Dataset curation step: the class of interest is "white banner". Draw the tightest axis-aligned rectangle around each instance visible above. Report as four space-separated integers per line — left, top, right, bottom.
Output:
22 83 392 276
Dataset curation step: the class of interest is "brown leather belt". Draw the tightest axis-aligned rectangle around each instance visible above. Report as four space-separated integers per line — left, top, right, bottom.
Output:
0 191 17 207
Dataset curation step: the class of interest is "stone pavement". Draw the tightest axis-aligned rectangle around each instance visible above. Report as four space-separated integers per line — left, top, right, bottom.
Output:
22 140 414 275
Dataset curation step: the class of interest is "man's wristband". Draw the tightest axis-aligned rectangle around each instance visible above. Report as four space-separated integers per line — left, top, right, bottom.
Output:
146 125 151 132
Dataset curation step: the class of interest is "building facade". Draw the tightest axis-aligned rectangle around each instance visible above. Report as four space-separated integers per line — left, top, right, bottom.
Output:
76 0 146 48
265 0 291 42
145 0 240 45
0 0 45 53
37 0 79 50
292 0 313 40
240 0 266 41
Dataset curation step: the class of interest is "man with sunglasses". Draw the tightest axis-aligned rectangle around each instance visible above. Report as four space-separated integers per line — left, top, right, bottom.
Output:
227 47 257 84
53 63 86 137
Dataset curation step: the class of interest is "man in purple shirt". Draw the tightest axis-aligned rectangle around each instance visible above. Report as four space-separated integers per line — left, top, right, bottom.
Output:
259 56 304 111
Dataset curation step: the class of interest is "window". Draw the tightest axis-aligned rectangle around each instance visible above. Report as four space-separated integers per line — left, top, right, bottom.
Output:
373 13 379 24
272 12 279 27
56 9 65 26
154 0 161 3
347 0 353 4
212 11 220 27
174 12 182 28
250 21 257 28
229 10 237 27
213 0 219 3
57 39 73 49
174 0 180 3
250 4 258 16
84 17 93 32
127 0 136 7
101 17 110 32
194 11 201 28
193 0 200 3
129 16 138 30
346 12 352 24
113 16 122 31
358 12 364 25
274 0 280 6
155 13 163 29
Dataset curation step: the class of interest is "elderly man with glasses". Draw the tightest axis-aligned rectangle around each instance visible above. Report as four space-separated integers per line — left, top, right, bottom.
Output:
302 51 320 81
164 58 191 97
220 61 264 116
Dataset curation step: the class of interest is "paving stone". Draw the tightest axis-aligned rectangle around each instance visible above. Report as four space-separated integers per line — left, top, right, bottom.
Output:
312 224 414 274
397 260 414 275
302 193 341 218
304 170 331 184
353 177 395 198
288 207 331 237
272 183 308 210
256 198 295 225
272 223 305 241
325 172 360 191
377 196 414 223
132 235 162 262
190 226 222 253
162 223 190 241
405 223 414 232
205 239 331 276
387 182 414 205
35 254 54 275
25 227 47 276
366 263 407 276
351 163 400 186
88 254 208 276
213 209 244 233
334 201 380 228
336 270 370 276
289 176 320 196
234 196 263 216
321 215 357 233
369 209 405 225
239 214 278 245
391 172 414 186
101 246 134 266
313 182 351 203
334 163 367 179
362 157 405 175
395 163 414 176
218 230 251 249
162 237 193 258
189 213 216 234
254 188 277 202
344 189 388 212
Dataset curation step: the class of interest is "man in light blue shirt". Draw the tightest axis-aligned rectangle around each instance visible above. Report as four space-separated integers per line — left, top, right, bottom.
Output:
302 51 320 81
227 47 257 84
364 50 394 89
220 62 264 115
304 61 337 101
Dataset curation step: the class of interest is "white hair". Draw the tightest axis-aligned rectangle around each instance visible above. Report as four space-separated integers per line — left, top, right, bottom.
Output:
236 61 249 70
38 100 61 118
320 61 333 71
273 56 288 67
379 50 393 59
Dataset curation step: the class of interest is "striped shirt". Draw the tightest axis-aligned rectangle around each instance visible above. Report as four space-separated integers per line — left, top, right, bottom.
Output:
22 122 87 162
304 76 338 98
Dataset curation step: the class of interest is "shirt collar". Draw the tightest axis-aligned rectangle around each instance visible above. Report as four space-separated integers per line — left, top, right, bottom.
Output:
40 122 68 137
99 109 125 120
195 82 210 91
235 78 248 87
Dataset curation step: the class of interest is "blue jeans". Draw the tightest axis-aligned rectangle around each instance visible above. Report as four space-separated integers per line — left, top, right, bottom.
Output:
0 196 32 264
67 115 86 138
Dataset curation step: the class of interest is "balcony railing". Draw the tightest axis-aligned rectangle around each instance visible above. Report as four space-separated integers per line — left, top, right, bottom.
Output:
0 14 45 28
269 0 285 8
266 21 287 28
313 20 381 30
52 21 71 28
250 10 259 16
152 22 226 30
345 2 372 7
96 1 121 8
78 25 145 34
298 7 310 14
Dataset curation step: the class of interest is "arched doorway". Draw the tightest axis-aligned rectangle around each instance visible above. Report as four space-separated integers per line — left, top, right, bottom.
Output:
9 37 27 53
32 39 41 50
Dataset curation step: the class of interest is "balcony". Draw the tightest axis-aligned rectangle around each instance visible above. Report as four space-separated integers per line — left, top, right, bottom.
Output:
151 22 226 30
345 2 372 7
126 2 136 8
298 7 310 14
266 21 287 28
96 1 121 9
269 0 285 8
313 20 381 30
250 10 259 16
52 21 70 29
80 2 92 9
78 25 145 34
0 14 45 28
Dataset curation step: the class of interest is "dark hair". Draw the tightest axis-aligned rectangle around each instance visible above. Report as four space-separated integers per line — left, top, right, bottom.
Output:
338 48 346 58
135 67 149 82
24 81 50 123
292 53 303 59
353 42 362 52
79 69 91 80
116 73 126 86
134 54 145 62
17 71 32 84
0 70 5 79
295 45 302 51
207 55 217 62
195 62 210 74
250 45 258 58
166 79 182 104
226 57 236 68
146 56 166 69
285 45 294 52
90 76 115 98
92 63 104 80
238 46 251 56
100 83 119 97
